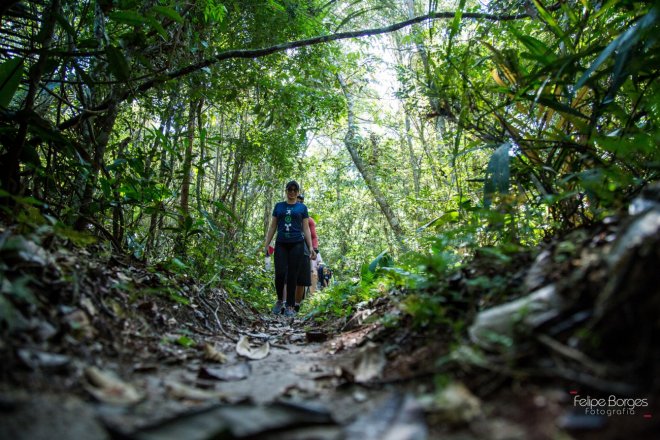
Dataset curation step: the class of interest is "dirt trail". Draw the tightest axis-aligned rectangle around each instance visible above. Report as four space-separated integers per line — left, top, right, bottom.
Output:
0 311 415 440
3 305 659 440
3 200 660 439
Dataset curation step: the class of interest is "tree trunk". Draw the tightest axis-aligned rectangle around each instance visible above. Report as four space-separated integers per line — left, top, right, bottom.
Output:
404 113 421 197
112 137 130 245
338 74 407 253
74 97 120 230
145 107 175 258
195 98 205 212
1 0 59 196
175 97 198 256
180 98 197 219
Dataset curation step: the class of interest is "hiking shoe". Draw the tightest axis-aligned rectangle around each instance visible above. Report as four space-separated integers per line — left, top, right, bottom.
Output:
271 300 284 314
283 306 297 318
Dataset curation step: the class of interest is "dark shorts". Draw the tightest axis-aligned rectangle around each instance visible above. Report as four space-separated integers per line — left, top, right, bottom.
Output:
297 256 311 286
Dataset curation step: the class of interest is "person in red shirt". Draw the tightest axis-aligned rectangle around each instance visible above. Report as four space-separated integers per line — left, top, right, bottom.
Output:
300 195 319 251
298 194 319 298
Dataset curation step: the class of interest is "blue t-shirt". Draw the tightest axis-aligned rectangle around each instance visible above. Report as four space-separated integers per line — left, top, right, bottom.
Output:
273 201 309 243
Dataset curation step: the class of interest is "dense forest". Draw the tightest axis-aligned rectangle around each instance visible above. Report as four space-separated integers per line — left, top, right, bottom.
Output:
1 0 659 439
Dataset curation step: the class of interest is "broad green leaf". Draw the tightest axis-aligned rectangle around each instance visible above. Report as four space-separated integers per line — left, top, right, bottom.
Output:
416 211 459 233
146 17 168 39
597 133 657 158
109 10 147 27
367 250 393 274
169 257 188 270
106 45 131 81
0 58 24 108
151 6 184 24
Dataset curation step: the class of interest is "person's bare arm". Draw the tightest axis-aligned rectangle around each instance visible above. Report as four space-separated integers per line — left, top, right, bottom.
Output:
302 218 316 260
263 216 277 253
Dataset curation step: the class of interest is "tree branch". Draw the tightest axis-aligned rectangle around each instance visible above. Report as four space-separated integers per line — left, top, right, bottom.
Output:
58 9 533 130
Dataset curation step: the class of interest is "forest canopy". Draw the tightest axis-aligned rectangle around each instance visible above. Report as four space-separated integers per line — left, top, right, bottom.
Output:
0 0 658 296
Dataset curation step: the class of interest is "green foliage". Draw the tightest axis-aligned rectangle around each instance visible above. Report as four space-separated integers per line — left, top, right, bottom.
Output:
483 143 511 209
174 334 196 348
401 293 452 329
0 57 23 108
1 0 658 327
303 280 368 321
575 6 658 104
218 254 274 313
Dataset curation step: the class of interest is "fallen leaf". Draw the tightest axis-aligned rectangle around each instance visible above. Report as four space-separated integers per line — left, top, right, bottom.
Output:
203 342 228 363
165 380 227 401
419 382 482 425
236 335 269 360
353 342 385 383
200 363 251 381
84 366 143 405
18 349 70 370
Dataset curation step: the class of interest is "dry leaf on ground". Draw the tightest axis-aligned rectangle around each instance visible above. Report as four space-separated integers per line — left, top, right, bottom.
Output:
236 335 269 360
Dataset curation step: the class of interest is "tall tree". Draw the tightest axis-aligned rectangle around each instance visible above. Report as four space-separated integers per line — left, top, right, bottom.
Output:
338 73 408 253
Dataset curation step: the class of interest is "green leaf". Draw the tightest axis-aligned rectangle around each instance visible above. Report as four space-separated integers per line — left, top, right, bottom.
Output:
77 38 100 49
213 200 238 222
575 7 658 93
416 211 459 233
150 6 184 24
531 0 571 47
446 0 466 58
513 32 556 64
531 95 590 120
169 257 188 270
175 335 195 347
367 250 393 274
109 10 147 27
55 13 76 37
483 143 511 209
146 17 168 39
0 58 24 108
267 0 286 12
106 45 131 81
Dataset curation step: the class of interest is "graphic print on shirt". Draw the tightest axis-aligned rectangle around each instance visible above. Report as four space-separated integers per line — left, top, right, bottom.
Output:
284 207 292 237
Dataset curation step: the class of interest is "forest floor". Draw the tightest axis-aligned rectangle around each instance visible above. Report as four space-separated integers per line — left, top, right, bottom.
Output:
1 203 659 439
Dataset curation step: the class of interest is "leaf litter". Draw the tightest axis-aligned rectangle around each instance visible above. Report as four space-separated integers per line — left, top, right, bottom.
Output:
1 203 660 438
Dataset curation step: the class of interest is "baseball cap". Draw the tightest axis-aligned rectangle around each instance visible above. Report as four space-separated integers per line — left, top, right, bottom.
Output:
286 180 299 190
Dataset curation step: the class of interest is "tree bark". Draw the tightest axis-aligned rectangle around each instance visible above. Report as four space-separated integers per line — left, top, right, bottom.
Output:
74 97 120 230
1 0 60 195
338 74 408 253
195 98 205 212
404 113 421 197
145 104 176 258
175 97 198 256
